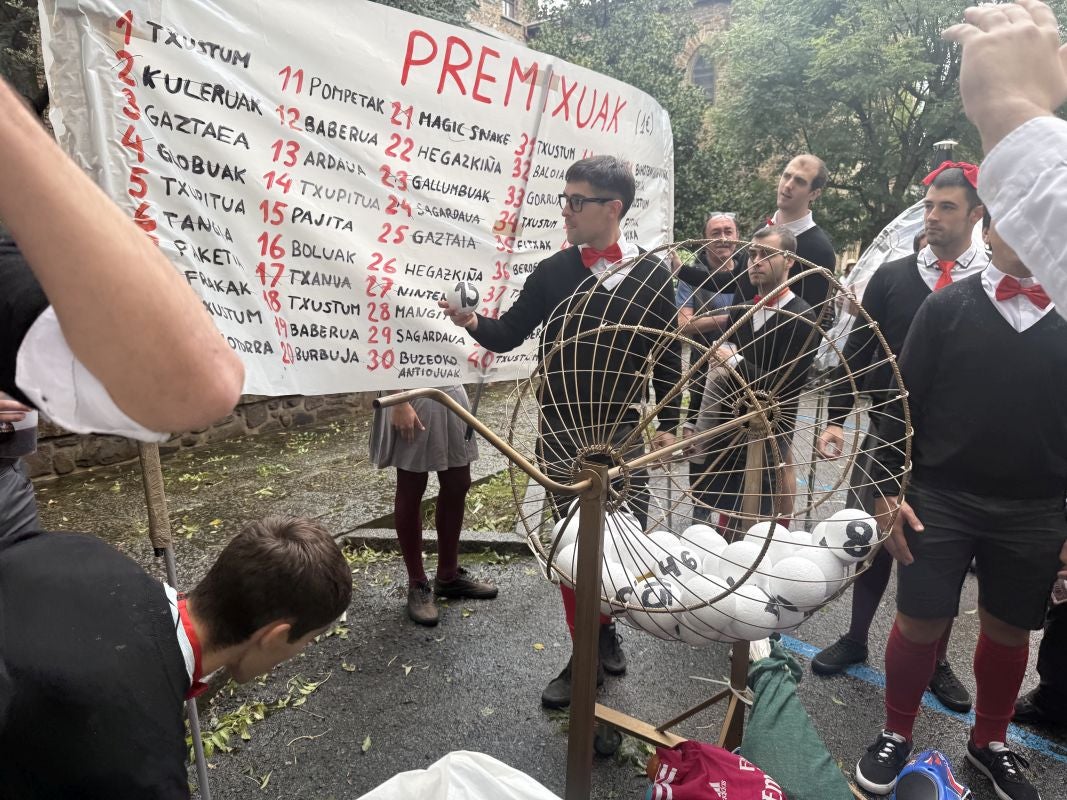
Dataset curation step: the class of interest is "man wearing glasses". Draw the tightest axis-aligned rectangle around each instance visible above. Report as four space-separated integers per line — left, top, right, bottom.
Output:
440 155 681 710
688 226 817 525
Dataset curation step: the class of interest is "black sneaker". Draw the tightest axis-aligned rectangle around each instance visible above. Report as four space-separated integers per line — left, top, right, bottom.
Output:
434 567 499 599
540 657 605 709
1013 688 1067 728
855 730 912 795
599 622 627 675
928 659 972 713
967 738 1040 800
812 636 868 676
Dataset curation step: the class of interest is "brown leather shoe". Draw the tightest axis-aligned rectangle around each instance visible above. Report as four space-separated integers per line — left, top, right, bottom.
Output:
407 581 439 626
433 567 498 600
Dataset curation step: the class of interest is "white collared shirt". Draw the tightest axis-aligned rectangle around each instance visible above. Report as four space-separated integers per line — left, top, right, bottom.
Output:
164 583 196 685
579 240 640 290
751 288 795 332
915 243 990 292
769 211 816 237
981 264 1055 333
979 116 1067 320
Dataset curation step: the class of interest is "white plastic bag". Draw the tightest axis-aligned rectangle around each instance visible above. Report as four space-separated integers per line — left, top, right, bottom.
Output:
356 751 562 800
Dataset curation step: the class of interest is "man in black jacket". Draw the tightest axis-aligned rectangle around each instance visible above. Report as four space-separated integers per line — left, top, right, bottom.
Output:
0 516 352 798
856 222 1067 799
441 155 681 710
810 164 988 715
687 226 817 524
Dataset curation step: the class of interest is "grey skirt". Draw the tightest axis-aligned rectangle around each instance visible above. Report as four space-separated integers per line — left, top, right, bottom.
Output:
369 385 478 473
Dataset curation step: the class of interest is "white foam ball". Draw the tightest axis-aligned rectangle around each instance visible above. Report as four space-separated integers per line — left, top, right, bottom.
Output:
744 521 794 567
601 559 636 617
626 576 681 640
604 517 652 578
550 514 580 553
674 573 736 644
766 556 828 612
716 541 771 590
729 584 781 641
796 545 848 601
815 509 879 564
445 280 480 312
552 542 579 586
680 524 728 575
648 530 693 582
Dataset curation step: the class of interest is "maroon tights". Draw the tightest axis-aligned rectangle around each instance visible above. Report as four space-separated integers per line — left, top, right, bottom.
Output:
394 466 471 585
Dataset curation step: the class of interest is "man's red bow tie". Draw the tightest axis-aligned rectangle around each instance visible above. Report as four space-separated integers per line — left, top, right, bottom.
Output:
580 243 623 268
996 275 1051 309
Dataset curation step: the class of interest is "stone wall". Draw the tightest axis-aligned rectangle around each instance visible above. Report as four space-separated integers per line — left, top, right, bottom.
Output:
469 0 531 39
24 393 374 479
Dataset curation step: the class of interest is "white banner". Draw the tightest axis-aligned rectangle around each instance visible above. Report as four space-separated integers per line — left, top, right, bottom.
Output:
39 0 673 394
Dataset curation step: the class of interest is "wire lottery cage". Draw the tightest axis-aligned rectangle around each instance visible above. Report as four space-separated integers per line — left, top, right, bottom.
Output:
506 237 912 647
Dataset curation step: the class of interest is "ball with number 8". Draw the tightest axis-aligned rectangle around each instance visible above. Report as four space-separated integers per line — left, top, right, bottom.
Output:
815 508 878 564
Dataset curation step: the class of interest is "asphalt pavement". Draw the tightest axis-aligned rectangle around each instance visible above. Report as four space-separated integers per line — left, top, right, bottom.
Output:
31 392 1067 800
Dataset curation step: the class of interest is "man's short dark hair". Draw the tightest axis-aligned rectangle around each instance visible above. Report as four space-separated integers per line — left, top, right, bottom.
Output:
564 156 636 217
793 154 829 192
753 225 798 254
189 516 352 646
912 231 927 253
929 167 983 211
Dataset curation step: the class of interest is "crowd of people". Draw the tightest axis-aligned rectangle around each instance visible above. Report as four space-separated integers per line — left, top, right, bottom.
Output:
2 1 1067 797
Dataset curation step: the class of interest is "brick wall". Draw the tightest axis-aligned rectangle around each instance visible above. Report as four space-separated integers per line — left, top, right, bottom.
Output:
24 393 374 479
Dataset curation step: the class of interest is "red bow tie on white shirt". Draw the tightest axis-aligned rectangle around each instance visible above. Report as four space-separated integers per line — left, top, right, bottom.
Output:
580 243 623 268
995 275 1051 309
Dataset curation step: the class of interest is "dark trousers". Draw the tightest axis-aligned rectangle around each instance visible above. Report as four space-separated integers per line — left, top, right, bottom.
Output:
0 459 39 540
1033 602 1067 716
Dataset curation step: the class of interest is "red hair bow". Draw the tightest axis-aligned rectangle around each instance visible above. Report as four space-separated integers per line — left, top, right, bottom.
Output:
922 161 979 189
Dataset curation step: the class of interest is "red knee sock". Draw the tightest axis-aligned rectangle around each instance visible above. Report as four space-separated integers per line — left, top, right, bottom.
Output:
884 621 941 741
560 584 611 638
972 632 1029 748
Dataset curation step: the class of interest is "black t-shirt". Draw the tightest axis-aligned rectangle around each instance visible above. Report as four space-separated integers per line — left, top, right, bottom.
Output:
0 239 48 406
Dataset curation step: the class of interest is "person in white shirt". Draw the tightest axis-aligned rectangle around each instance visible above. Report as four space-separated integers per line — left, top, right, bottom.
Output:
0 77 243 438
944 0 1067 315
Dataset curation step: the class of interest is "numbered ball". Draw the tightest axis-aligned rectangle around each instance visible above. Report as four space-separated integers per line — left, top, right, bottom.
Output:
626 576 681 640
648 530 692 582
729 584 781 641
716 541 771 590
675 572 736 644
601 559 636 617
744 521 794 567
680 524 729 575
445 280 480 313
766 556 827 613
816 509 878 564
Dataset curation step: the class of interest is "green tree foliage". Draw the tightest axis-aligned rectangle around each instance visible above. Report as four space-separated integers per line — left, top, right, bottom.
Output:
711 0 1067 248
527 0 717 240
0 0 46 115
372 0 478 28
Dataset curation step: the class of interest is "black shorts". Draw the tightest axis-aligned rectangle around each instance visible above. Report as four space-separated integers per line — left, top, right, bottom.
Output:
897 483 1067 630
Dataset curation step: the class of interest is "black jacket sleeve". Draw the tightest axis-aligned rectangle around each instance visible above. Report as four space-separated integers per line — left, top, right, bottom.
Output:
648 266 683 433
826 266 890 424
468 260 549 353
0 240 49 406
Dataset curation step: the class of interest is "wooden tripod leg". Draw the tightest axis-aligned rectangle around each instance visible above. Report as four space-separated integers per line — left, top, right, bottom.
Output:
564 466 608 800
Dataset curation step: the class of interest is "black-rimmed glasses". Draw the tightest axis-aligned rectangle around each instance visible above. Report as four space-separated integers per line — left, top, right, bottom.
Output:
558 193 617 212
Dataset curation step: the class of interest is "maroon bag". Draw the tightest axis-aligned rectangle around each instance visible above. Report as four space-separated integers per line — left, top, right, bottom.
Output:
647 740 785 800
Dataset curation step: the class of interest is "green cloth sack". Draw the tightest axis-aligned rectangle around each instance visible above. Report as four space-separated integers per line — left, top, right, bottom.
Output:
739 641 853 800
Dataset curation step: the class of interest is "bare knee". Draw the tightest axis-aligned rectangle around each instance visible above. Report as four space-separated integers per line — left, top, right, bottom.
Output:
978 607 1030 646
896 612 951 644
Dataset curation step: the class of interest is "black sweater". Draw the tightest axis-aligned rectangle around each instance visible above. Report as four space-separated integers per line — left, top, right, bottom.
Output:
470 247 682 433
827 254 931 424
878 275 1067 499
0 240 48 407
727 295 818 428
0 530 190 798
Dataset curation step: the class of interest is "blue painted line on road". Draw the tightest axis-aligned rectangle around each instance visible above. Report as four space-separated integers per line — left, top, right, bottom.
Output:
778 635 1067 765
